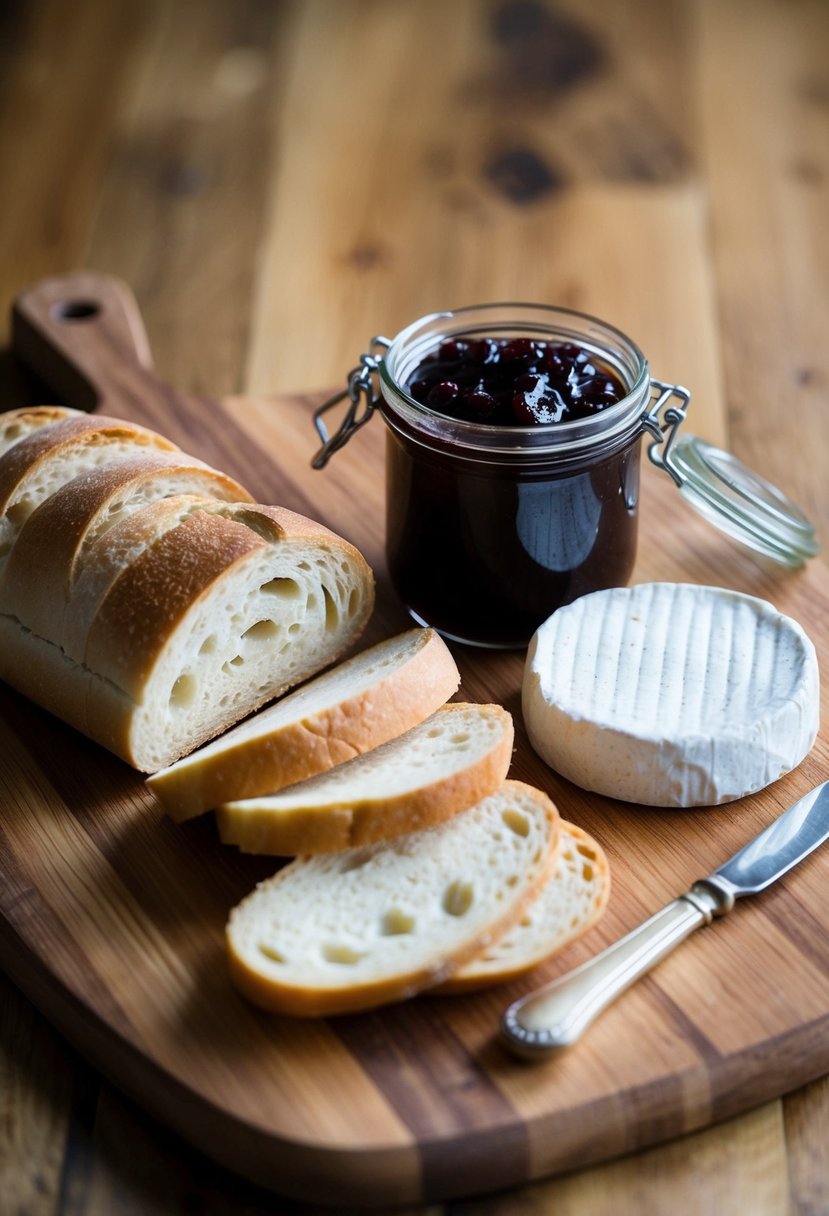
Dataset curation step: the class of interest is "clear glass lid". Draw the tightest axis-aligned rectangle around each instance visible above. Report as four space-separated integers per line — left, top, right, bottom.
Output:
665 434 820 568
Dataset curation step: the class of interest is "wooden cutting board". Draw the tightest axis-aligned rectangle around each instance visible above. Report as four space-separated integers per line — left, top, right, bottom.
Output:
2 273 828 1208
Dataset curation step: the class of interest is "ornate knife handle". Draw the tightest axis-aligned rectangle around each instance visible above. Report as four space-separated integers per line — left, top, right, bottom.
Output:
501 878 736 1060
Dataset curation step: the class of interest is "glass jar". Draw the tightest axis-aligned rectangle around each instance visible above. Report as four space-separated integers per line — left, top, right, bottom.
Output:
313 303 818 649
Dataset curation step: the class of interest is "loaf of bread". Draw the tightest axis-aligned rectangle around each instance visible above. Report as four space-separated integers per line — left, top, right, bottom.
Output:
435 821 610 992
0 406 374 771
148 627 461 820
226 781 560 1017
216 701 514 854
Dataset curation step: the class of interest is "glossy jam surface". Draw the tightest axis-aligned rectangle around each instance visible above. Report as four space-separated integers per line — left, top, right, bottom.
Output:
406 336 625 426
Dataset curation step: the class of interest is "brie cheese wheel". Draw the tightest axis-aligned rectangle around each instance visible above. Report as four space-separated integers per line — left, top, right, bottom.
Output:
522 583 820 808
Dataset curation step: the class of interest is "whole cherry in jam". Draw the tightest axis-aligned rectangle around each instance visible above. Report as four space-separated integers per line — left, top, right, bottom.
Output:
406 335 626 426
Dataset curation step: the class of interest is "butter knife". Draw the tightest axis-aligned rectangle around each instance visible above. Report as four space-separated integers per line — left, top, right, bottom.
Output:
502 779 829 1059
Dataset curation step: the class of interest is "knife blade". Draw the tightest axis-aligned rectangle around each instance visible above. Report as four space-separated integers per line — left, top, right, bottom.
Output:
501 780 829 1059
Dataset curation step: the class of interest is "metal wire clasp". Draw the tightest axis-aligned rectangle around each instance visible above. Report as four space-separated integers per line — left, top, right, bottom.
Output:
642 378 692 487
311 337 391 469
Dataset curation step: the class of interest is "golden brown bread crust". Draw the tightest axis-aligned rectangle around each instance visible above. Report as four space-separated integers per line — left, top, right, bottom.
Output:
148 628 461 821
83 502 374 693
0 413 178 514
215 704 515 855
62 494 223 661
85 511 267 692
228 502 354 547
0 454 254 646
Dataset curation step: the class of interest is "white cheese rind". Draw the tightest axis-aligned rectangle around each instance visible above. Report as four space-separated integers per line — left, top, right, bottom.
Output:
522 583 820 808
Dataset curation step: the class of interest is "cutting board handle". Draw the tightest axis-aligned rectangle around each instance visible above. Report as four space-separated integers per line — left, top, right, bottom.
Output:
11 272 156 413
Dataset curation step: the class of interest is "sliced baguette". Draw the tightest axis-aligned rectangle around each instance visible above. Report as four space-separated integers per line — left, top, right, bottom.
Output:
435 821 609 993
148 628 461 821
0 409 375 772
0 502 373 771
216 701 513 854
226 780 560 1017
0 454 253 647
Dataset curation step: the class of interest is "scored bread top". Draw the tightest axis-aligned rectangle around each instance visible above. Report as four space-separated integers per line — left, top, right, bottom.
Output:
63 493 227 660
85 509 267 691
148 627 461 821
437 820 610 992
0 454 254 647
0 413 179 563
83 503 368 691
226 780 561 1017
215 701 514 854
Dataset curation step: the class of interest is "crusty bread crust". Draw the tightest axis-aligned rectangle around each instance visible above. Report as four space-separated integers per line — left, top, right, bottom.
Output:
0 413 178 515
148 628 461 821
63 494 223 660
84 505 371 693
0 454 254 647
225 781 561 1017
84 511 267 691
215 702 514 854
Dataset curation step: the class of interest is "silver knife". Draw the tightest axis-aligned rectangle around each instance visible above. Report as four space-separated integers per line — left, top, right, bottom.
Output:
501 780 829 1060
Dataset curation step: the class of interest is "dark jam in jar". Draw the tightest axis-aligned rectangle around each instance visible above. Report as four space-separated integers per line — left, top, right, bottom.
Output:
379 307 651 648
406 337 626 427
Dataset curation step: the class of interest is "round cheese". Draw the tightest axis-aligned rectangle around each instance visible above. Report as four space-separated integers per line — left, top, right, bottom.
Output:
522 583 819 808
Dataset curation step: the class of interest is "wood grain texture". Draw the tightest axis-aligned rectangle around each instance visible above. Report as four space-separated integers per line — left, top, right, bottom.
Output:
1 0 827 1211
0 275 828 1205
697 0 829 541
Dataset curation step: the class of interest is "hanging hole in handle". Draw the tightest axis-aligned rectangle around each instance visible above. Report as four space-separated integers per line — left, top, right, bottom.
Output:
50 300 101 322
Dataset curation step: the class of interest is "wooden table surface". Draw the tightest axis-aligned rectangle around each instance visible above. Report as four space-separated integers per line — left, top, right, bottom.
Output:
1 1 827 1212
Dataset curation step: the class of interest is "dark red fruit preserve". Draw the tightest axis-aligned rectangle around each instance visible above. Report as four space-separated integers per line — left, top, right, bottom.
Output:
377 306 654 648
406 336 625 427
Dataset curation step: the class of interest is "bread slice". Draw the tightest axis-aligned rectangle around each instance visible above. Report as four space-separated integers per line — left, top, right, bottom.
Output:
148 627 461 821
435 821 609 993
0 454 253 647
0 412 178 565
216 701 513 855
226 781 560 1017
0 406 83 458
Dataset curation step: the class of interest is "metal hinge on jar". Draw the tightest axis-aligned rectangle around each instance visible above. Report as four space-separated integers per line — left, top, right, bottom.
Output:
642 378 692 487
311 338 390 469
